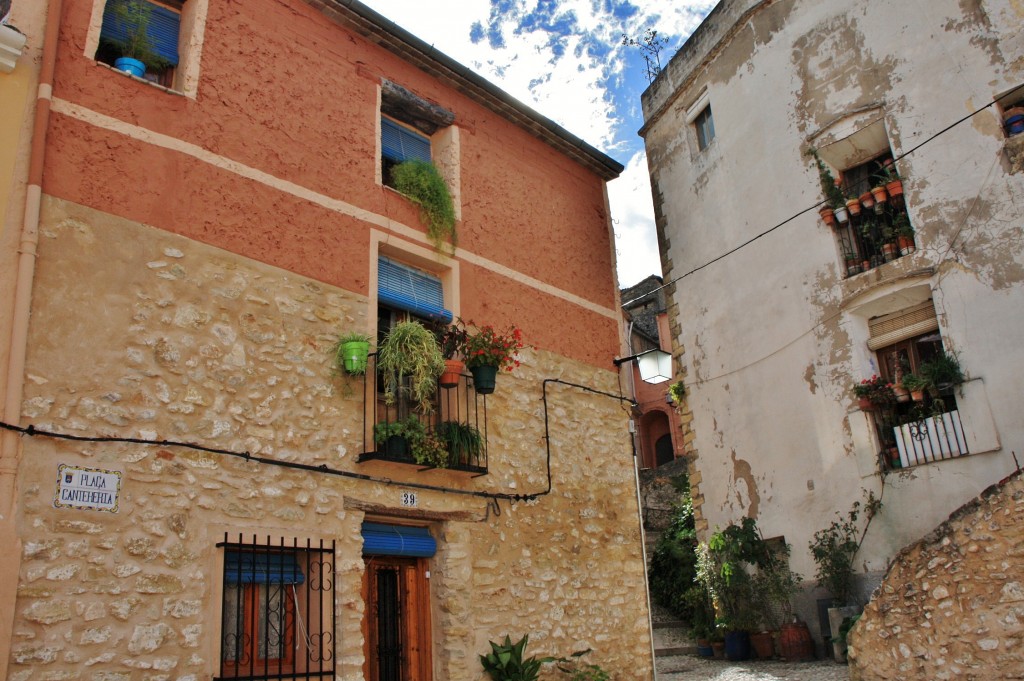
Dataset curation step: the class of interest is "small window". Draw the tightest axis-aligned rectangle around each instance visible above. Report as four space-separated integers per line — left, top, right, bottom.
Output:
695 106 715 151
96 0 182 88
381 117 432 188
218 535 336 680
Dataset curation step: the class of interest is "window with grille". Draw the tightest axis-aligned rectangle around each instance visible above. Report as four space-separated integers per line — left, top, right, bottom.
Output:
217 535 336 680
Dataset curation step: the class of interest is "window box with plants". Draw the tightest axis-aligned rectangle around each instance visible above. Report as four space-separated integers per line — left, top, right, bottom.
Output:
390 159 457 253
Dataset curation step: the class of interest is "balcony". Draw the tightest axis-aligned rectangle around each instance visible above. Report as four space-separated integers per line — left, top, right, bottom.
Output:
865 388 969 471
356 354 489 474
833 188 917 279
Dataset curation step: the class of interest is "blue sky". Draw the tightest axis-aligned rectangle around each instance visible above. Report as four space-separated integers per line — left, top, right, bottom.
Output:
360 0 716 287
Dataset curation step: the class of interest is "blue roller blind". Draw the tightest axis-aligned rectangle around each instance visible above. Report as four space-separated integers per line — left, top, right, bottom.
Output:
224 551 305 584
361 522 436 558
378 257 452 323
100 0 180 66
381 118 431 164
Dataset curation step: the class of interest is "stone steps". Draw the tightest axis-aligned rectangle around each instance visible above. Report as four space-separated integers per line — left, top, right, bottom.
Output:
652 618 697 657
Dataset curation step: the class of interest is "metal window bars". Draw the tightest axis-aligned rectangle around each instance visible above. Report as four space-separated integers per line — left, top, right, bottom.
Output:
216 534 336 681
867 390 970 471
834 186 916 279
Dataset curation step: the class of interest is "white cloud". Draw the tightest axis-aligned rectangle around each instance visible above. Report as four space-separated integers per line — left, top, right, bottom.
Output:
608 150 662 287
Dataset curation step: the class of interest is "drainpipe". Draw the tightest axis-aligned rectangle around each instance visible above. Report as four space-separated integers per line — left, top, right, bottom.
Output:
0 0 61 674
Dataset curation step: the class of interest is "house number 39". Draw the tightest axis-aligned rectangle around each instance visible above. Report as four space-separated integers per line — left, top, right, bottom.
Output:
401 492 418 507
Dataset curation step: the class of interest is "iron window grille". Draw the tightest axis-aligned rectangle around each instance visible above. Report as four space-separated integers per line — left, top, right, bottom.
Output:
217 534 336 681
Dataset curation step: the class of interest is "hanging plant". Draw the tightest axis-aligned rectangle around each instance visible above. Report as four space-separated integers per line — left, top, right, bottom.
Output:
377 320 445 413
390 159 457 252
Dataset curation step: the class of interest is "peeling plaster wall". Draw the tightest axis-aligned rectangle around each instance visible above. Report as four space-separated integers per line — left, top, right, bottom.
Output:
641 0 1024 625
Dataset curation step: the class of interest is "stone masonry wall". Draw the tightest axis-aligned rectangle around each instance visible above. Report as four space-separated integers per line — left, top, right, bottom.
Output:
848 470 1024 681
9 197 653 680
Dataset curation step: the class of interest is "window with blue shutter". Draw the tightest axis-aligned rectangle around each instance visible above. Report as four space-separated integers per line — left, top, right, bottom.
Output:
381 118 431 164
378 257 452 323
99 0 181 67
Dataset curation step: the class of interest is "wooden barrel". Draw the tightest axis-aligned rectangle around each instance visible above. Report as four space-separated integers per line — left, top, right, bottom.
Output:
779 620 815 661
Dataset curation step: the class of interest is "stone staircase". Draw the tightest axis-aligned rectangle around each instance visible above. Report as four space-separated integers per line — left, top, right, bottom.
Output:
646 529 697 660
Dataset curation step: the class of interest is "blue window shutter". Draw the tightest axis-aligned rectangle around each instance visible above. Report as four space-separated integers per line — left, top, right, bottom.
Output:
148 5 180 65
361 522 436 558
378 257 452 323
100 1 180 66
381 118 431 164
224 551 305 585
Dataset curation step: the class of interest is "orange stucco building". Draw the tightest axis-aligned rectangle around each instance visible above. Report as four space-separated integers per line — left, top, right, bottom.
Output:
0 0 657 679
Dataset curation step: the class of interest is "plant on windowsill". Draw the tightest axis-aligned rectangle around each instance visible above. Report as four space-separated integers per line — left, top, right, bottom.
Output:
100 0 170 78
390 159 457 253
900 372 929 402
332 331 372 375
463 322 525 395
853 374 895 411
377 320 445 413
808 148 847 226
880 160 904 198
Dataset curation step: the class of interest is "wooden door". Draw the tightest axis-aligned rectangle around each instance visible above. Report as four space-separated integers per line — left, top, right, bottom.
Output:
363 556 431 681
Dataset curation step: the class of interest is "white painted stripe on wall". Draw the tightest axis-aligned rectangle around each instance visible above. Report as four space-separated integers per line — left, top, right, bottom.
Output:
51 98 617 320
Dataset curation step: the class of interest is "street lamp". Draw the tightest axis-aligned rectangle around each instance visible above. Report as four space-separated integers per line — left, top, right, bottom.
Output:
613 348 673 384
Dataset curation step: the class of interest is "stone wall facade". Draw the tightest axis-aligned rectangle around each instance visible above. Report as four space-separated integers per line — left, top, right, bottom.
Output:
9 198 652 680
848 471 1024 680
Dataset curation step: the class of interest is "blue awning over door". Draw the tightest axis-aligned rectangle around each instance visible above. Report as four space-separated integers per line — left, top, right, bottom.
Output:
361 522 437 558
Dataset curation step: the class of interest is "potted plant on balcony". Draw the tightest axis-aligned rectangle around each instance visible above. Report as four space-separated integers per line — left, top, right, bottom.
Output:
881 160 903 198
918 350 964 394
373 416 425 459
100 0 169 78
436 318 468 388
894 212 915 255
809 148 847 226
332 331 371 375
464 322 524 395
378 320 445 412
853 375 894 411
435 420 483 466
900 373 929 402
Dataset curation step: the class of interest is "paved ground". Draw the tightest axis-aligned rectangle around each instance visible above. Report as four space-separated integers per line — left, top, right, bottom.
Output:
656 655 852 681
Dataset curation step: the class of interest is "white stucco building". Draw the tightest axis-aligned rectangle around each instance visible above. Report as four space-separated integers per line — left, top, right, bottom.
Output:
640 0 1024 635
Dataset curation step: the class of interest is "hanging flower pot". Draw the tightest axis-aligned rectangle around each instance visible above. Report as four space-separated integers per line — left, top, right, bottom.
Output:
859 191 874 210
834 205 849 224
885 179 903 197
469 364 498 394
439 359 465 388
333 333 372 375
819 206 836 226
871 185 888 203
845 198 862 216
893 385 910 402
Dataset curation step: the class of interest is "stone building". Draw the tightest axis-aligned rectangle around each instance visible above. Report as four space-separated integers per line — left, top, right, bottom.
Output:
640 0 1024 644
0 0 656 679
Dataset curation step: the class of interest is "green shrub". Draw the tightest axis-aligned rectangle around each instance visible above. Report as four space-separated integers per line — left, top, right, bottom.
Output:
390 159 457 252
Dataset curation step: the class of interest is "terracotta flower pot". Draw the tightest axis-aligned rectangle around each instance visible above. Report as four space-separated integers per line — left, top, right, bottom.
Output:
897 235 915 255
859 191 874 209
751 630 775 659
886 179 904 197
893 386 910 402
882 242 898 262
819 206 836 226
871 185 888 203
439 359 465 388
858 396 874 411
845 198 862 216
